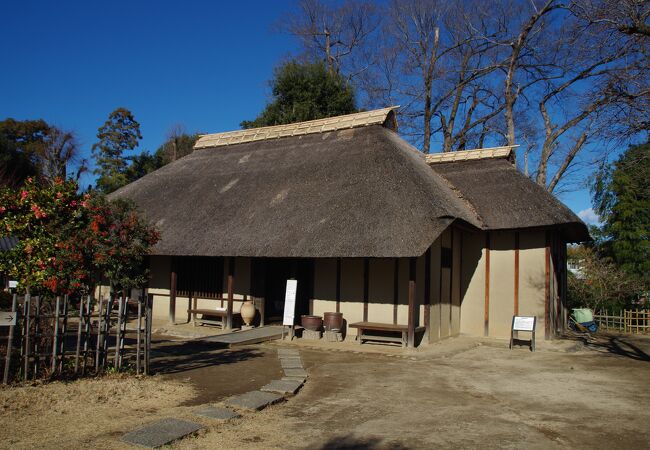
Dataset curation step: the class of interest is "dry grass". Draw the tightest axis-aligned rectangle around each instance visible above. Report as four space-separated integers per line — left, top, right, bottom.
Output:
0 374 197 449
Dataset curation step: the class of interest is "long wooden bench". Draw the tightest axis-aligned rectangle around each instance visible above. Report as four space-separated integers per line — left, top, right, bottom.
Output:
187 307 240 329
348 322 425 347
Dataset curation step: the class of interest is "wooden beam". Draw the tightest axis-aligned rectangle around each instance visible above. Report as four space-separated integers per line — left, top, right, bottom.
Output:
450 229 454 334
226 257 235 330
363 258 369 322
393 258 399 325
545 232 551 339
335 258 341 314
424 247 431 341
169 258 177 325
407 257 416 348
484 233 490 337
514 232 519 316
309 259 315 316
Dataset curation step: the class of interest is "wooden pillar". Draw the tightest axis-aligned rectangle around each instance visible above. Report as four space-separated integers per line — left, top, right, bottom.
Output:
363 258 369 322
169 258 177 325
335 258 341 313
544 232 551 339
226 257 235 330
407 257 416 348
309 259 315 316
514 232 520 316
484 233 490 337
393 258 399 325
424 248 431 340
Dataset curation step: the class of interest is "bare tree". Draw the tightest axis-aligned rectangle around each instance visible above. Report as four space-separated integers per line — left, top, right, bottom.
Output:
569 0 650 38
535 6 649 192
39 127 86 184
280 0 380 79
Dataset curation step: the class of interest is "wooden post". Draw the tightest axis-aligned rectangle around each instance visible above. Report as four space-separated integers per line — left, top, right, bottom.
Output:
136 294 142 375
407 257 416 348
114 296 123 369
393 258 399 325
335 258 341 314
226 257 235 330
484 233 490 337
81 295 92 375
33 296 40 378
51 296 60 373
145 293 153 375
74 296 83 373
545 232 551 339
3 293 17 384
95 296 104 370
363 258 369 322
424 248 431 341
59 295 68 374
23 293 31 381
514 232 520 316
170 263 177 325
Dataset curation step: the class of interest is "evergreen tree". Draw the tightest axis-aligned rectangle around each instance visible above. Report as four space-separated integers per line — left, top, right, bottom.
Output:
593 142 650 284
0 119 49 187
123 133 199 185
241 61 357 129
92 108 142 193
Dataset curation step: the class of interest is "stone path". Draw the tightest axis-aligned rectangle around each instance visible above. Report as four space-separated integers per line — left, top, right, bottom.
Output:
121 418 202 448
121 345 307 448
201 326 284 347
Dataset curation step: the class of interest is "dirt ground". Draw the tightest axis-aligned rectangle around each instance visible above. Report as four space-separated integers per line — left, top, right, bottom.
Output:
1 332 649 449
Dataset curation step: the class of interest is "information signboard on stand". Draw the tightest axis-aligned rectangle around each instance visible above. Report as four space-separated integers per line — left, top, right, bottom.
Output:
509 315 536 351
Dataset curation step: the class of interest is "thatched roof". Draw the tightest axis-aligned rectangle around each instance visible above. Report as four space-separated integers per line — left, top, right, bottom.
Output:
111 108 588 257
430 157 589 242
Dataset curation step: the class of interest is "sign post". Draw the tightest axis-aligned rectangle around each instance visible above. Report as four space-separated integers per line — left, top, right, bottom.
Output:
510 315 536 351
282 279 298 341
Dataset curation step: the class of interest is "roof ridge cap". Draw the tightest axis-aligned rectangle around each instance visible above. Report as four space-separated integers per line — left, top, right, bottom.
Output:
425 145 518 164
193 106 399 150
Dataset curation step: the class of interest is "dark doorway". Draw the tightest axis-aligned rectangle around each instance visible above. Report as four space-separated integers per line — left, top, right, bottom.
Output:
263 258 312 323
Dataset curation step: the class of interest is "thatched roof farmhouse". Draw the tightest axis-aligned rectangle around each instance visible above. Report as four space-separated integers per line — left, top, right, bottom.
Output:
113 107 587 347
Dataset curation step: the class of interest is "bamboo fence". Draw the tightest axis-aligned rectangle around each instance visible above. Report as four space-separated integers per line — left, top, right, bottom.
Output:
0 292 153 384
594 309 650 335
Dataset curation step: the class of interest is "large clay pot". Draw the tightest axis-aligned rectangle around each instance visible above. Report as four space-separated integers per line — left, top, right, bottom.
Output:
323 312 343 331
301 315 323 331
240 300 256 326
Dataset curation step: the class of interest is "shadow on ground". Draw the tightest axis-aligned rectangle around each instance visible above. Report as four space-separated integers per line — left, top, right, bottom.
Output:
564 332 650 362
151 339 264 374
317 435 409 450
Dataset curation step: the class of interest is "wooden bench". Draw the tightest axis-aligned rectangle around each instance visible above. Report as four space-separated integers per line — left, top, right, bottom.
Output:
348 322 425 348
187 308 240 329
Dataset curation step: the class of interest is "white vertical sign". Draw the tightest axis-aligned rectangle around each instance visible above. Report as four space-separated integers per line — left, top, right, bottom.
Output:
282 279 298 326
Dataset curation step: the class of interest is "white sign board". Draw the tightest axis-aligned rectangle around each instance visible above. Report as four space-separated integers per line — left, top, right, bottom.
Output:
8 281 17 289
282 279 298 326
513 316 536 332
0 311 17 326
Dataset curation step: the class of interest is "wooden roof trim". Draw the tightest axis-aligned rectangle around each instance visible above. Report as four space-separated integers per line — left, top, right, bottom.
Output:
194 106 399 149
425 145 518 164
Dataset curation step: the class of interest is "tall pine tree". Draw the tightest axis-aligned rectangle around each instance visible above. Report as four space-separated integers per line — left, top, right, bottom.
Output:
92 108 142 193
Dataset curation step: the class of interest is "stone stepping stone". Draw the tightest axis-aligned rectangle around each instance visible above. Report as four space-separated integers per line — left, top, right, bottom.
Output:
261 379 303 395
282 376 306 383
224 390 284 411
280 359 303 369
283 368 307 378
277 348 300 357
194 406 241 421
121 418 202 448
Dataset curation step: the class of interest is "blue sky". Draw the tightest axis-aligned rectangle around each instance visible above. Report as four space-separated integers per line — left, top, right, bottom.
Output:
0 0 597 221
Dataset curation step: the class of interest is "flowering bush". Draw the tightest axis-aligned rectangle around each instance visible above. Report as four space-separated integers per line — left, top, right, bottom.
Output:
0 178 158 295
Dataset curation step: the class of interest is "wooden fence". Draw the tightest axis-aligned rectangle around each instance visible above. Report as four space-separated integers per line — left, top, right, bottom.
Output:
1 292 153 384
594 309 650 335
